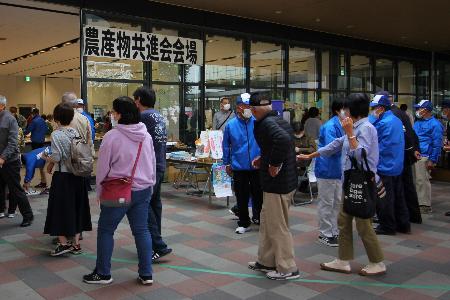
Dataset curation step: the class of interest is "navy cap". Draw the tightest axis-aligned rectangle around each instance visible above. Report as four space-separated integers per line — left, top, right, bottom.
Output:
249 92 272 107
441 99 450 108
414 100 433 111
370 94 391 107
236 93 250 105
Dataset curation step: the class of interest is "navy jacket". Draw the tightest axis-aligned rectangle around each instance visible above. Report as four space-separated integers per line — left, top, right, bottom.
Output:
370 110 405 176
315 116 344 179
25 115 47 143
413 116 444 163
222 116 260 171
141 109 167 173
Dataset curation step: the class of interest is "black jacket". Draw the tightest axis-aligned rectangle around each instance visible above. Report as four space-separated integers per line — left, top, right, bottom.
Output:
391 105 420 165
254 111 297 194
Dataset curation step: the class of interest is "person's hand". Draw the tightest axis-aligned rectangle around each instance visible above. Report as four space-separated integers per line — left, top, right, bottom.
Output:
23 182 30 192
444 145 450 152
341 117 354 137
414 151 422 160
47 162 54 174
0 157 4 168
252 156 261 169
225 165 233 176
268 165 281 177
297 154 311 161
426 160 435 170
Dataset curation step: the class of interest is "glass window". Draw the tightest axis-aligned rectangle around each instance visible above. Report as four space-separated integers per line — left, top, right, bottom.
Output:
397 95 415 111
398 61 415 94
288 90 316 122
183 86 200 146
205 86 245 129
152 84 180 141
205 35 245 86
289 47 316 89
329 52 347 90
435 61 450 106
250 41 284 95
85 15 144 80
374 58 393 93
86 81 141 119
417 62 430 99
350 55 371 91
321 50 330 89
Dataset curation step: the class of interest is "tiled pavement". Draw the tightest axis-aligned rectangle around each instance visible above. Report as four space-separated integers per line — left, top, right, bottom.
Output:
0 181 449 300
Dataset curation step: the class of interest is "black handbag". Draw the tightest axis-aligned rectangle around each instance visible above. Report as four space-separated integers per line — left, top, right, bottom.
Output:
343 148 377 219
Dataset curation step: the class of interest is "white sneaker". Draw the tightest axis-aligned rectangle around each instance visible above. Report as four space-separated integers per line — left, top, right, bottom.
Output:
0 213 5 218
320 259 351 274
7 213 15 218
26 189 40 196
359 262 386 276
235 226 251 234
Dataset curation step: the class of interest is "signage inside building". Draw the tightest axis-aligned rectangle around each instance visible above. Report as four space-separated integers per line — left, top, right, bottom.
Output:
82 25 204 65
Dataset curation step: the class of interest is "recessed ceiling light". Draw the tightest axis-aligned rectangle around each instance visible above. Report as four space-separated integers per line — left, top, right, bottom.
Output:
346 25 354 29
401 36 407 40
39 50 46 53
315 18 321 22
424 41 429 44
1 62 6 65
51 46 58 49
64 42 72 45
275 10 282 14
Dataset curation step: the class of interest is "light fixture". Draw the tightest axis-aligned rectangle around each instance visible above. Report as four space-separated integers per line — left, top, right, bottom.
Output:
39 50 46 53
346 25 354 29
315 18 321 22
424 41 429 44
275 10 282 14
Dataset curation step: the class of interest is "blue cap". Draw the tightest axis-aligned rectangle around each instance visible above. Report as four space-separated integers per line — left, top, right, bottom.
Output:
414 100 433 111
370 94 391 107
236 93 250 105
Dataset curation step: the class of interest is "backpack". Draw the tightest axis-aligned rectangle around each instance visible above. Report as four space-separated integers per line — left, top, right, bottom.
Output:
62 128 94 177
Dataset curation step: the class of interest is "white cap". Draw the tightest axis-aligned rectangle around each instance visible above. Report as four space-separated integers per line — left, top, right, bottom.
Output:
76 99 84 105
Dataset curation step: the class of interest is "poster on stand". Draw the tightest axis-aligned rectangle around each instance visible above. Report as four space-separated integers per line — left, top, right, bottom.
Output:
208 130 223 159
212 163 233 198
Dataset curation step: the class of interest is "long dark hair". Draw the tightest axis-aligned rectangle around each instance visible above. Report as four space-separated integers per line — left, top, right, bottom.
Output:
112 96 140 125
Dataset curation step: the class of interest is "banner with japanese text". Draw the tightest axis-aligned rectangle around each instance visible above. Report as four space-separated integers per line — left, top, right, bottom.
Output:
83 25 203 65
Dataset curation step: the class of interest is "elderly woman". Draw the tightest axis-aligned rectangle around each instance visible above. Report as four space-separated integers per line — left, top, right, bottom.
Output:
298 93 386 276
83 96 156 285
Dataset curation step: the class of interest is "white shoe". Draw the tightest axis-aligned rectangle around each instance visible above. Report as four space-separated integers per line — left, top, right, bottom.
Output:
26 189 40 196
320 259 351 274
7 213 15 218
235 226 251 234
0 213 5 218
359 262 386 276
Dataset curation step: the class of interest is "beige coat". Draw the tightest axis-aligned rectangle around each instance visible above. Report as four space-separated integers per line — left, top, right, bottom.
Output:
70 110 95 157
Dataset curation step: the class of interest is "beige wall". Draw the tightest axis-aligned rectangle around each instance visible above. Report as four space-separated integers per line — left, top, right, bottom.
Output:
0 75 80 115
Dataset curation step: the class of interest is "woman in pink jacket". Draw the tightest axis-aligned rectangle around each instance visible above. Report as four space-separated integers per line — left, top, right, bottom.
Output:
83 96 156 285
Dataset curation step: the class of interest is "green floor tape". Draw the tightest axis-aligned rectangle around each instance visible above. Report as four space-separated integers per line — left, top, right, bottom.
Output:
7 241 450 292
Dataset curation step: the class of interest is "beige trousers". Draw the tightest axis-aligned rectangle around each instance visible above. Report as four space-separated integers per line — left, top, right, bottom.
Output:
257 191 297 273
413 157 432 207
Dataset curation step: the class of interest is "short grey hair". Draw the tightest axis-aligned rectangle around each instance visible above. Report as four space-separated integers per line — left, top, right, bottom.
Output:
0 95 6 106
61 92 78 107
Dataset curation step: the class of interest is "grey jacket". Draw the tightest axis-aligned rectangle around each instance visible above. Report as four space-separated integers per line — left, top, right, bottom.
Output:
0 110 20 162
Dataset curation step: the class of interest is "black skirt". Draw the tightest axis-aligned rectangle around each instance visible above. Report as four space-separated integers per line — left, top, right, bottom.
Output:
44 171 92 236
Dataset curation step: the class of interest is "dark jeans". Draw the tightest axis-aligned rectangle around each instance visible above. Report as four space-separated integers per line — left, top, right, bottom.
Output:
233 170 263 228
402 163 422 223
148 171 168 252
377 175 410 232
0 159 32 218
96 187 153 277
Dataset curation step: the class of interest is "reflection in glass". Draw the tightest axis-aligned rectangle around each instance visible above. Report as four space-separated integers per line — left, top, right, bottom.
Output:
350 55 371 91
322 51 330 89
417 62 430 99
398 61 415 94
397 95 415 112
250 41 284 97
375 59 393 93
183 86 200 145
289 47 316 89
288 90 316 122
87 81 141 120
435 61 450 106
205 35 245 86
153 84 180 141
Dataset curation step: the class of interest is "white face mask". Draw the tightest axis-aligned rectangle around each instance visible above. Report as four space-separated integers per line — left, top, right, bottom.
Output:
110 114 118 127
338 109 346 120
371 108 381 119
76 108 83 113
223 104 231 111
415 110 423 119
243 108 252 119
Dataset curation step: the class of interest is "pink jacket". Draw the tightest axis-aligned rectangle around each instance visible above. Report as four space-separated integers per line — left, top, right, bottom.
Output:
96 123 156 198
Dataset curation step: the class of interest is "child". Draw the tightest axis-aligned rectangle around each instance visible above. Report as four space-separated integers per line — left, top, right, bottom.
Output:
21 147 50 195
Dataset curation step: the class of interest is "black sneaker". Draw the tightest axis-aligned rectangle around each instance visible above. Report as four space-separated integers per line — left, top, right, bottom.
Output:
138 275 153 285
318 236 338 247
83 270 113 285
152 248 173 261
248 261 276 273
50 244 72 257
34 182 48 189
229 205 239 218
251 217 260 225
70 244 83 255
20 216 33 227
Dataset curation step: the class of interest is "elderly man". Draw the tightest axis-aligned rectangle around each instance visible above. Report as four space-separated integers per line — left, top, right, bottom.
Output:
369 95 410 235
213 97 235 131
76 99 95 143
223 93 262 234
247 92 300 281
0 95 34 227
413 100 444 214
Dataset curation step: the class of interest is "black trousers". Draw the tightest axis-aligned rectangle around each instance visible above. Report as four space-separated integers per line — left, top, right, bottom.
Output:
0 159 33 219
31 142 45 150
402 163 422 223
233 170 263 228
377 175 410 233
